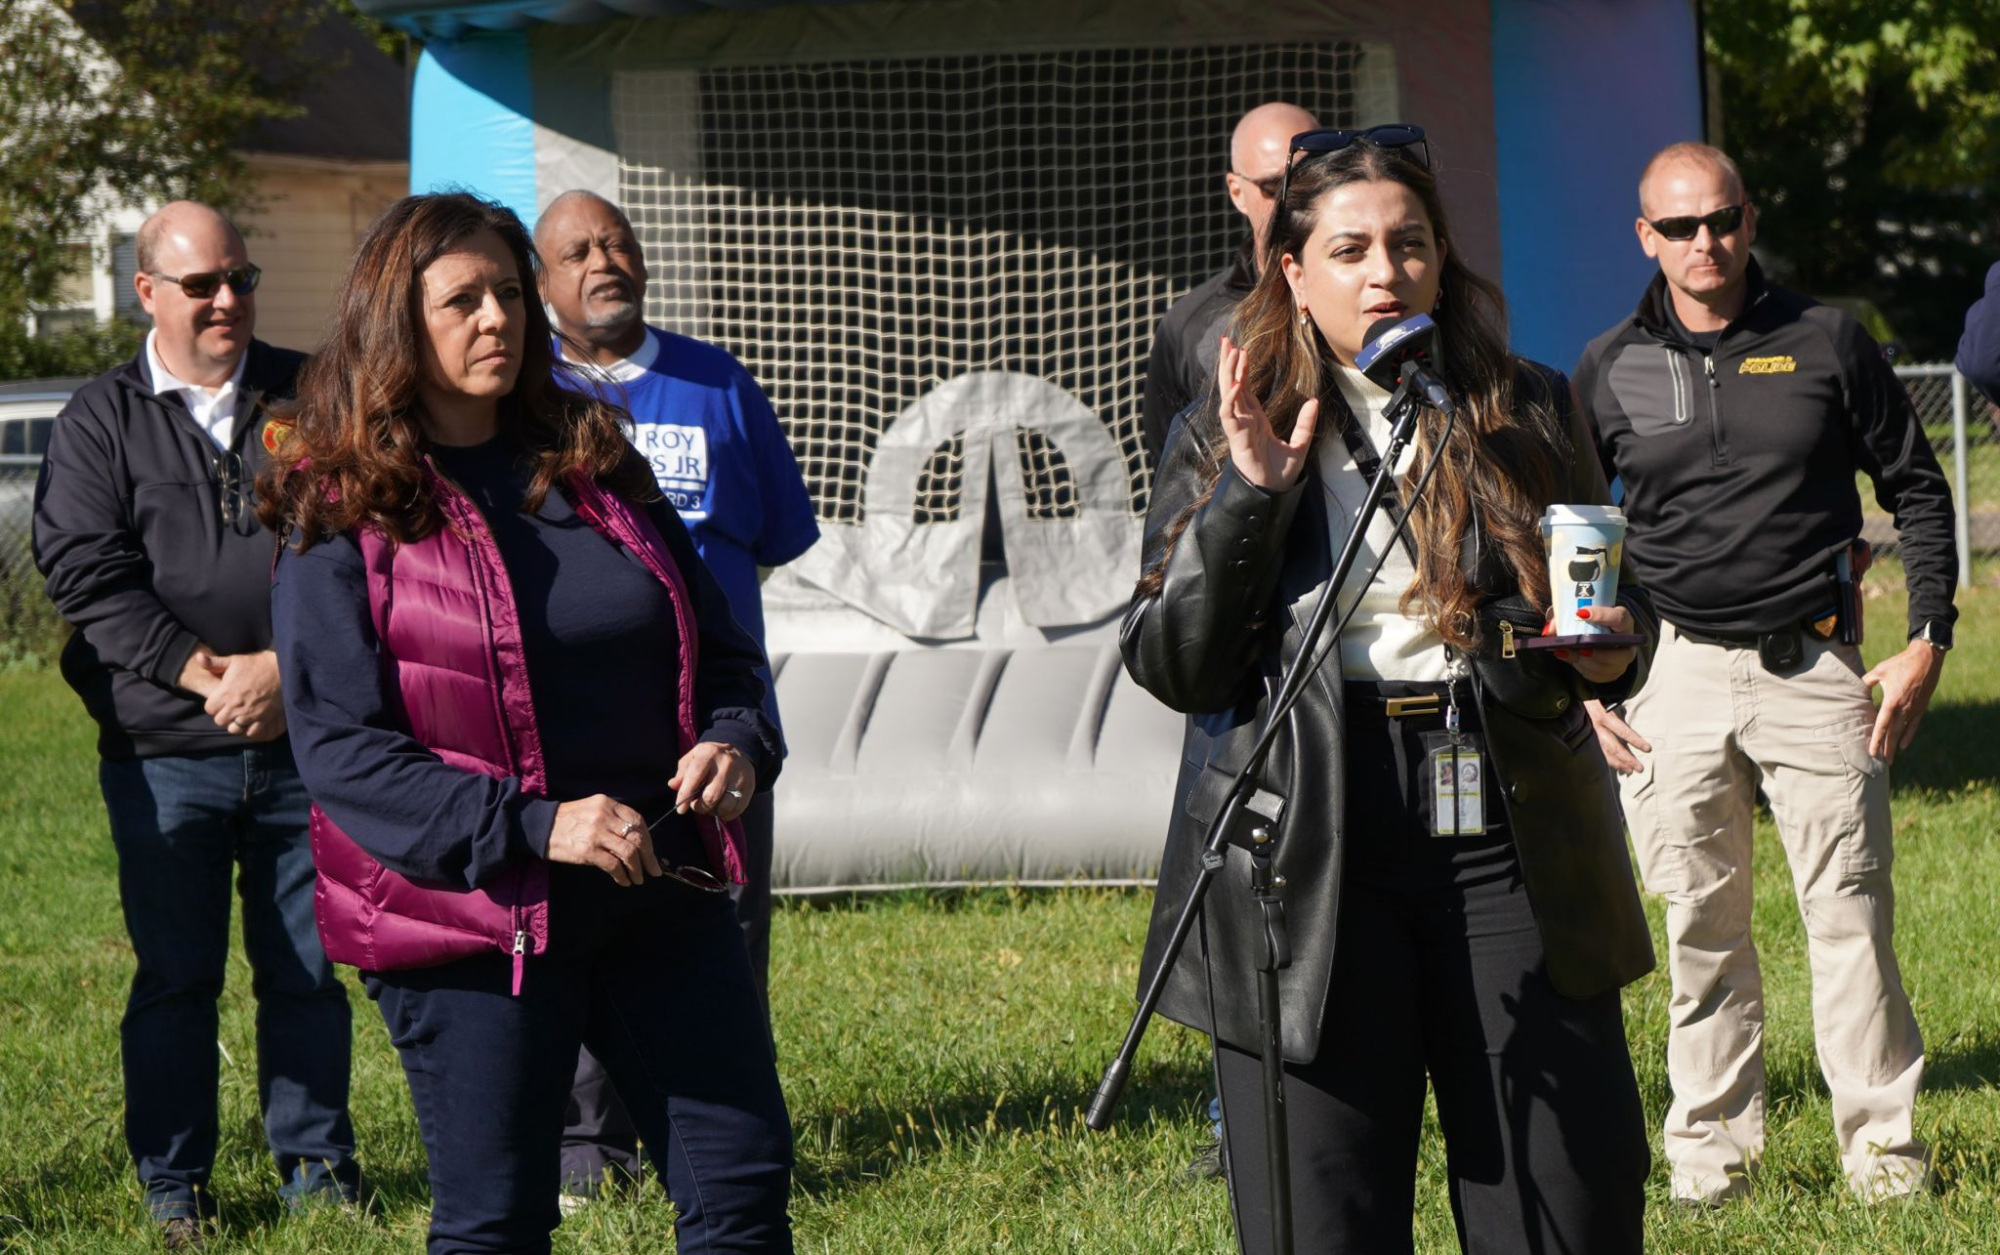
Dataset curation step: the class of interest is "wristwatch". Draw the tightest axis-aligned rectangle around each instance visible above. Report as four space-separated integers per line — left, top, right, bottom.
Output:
1911 619 1954 652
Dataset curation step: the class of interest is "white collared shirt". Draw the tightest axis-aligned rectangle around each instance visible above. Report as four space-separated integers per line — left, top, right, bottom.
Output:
146 331 247 451
562 325 661 384
1312 363 1449 682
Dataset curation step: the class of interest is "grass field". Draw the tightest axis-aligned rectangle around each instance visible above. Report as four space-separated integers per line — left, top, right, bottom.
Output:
1 568 1996 1253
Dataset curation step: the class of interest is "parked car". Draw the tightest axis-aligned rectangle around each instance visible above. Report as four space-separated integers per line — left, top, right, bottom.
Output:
0 378 84 586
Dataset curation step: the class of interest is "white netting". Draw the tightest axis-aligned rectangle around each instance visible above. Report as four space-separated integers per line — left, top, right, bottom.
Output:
614 40 1393 525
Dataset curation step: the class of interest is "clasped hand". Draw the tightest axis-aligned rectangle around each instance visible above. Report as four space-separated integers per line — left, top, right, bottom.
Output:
180 646 287 741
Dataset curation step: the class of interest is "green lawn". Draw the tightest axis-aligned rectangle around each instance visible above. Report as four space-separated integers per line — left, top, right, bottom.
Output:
1 571 1996 1252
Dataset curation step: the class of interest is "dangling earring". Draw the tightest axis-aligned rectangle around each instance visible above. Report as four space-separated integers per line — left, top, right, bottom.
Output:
1298 306 1312 326
1433 288 1447 316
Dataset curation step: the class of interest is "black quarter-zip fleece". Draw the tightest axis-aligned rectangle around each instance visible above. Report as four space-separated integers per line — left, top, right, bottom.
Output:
33 340 304 759
1573 262 1957 637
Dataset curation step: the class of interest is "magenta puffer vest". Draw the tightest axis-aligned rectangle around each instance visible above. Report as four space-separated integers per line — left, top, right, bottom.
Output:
309 468 746 994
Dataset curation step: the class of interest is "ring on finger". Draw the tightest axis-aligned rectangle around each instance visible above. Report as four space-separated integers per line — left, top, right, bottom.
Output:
620 820 637 837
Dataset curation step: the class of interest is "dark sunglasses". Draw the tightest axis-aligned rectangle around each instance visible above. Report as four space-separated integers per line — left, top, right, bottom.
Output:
1274 125 1431 229
153 265 262 300
1646 204 1746 242
641 807 732 893
211 449 245 528
1232 170 1285 200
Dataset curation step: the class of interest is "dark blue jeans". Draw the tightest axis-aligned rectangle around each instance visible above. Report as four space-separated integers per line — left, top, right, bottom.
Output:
99 742 359 1221
562 790 776 1192
369 861 793 1255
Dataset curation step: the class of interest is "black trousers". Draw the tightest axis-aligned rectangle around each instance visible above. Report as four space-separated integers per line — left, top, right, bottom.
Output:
562 790 775 1191
1215 686 1648 1255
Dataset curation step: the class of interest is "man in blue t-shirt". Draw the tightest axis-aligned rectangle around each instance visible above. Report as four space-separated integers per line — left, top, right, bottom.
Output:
536 189 819 1201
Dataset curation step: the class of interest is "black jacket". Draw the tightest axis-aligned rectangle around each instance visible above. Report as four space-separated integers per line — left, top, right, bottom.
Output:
1957 260 2000 408
1574 262 1957 637
1139 243 1256 464
33 341 304 759
1122 363 1658 1062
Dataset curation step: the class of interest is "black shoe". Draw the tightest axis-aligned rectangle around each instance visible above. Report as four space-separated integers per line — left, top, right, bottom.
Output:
158 1216 210 1250
1185 1136 1226 1182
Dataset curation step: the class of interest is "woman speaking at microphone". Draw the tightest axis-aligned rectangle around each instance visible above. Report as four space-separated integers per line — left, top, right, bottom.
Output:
1124 127 1657 1253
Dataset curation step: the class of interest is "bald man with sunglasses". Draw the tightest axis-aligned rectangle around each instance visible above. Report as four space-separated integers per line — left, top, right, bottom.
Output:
33 201 359 1246
1572 144 1957 1208
1137 101 1316 463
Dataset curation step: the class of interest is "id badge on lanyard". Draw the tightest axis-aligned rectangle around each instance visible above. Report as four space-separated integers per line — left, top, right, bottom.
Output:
1424 675 1487 836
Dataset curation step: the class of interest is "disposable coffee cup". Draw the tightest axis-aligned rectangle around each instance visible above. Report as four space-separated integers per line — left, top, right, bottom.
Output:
1541 504 1627 636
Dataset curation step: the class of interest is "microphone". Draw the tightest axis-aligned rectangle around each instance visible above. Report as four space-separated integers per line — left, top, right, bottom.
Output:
1354 312 1457 416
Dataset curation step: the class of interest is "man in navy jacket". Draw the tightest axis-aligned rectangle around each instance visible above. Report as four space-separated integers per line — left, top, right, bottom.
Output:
32 201 358 1245
1956 262 2000 406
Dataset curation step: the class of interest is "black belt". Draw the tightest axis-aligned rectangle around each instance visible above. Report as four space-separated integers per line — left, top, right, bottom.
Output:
1676 617 1837 649
1343 680 1472 723
1675 616 1837 675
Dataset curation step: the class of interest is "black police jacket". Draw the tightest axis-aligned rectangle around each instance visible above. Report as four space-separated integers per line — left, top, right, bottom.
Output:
1574 260 1956 638
1121 362 1658 1063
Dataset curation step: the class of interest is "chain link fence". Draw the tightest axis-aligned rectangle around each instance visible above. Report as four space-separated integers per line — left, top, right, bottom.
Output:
0 454 60 662
0 364 1992 658
1864 365 1996 588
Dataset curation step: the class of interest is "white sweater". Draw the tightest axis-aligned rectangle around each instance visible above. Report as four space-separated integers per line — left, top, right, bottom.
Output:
1311 364 1448 682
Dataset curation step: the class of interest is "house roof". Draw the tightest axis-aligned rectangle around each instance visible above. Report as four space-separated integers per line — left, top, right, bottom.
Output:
66 0 408 163
350 0 857 39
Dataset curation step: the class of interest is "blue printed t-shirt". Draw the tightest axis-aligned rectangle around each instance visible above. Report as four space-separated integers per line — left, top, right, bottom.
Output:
562 329 820 723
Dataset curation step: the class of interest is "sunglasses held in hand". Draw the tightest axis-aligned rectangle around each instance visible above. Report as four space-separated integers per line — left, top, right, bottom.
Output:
1645 204 1746 241
642 807 731 893
152 265 263 300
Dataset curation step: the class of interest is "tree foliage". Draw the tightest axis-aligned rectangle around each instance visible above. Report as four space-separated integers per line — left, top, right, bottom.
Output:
1708 0 2000 357
0 0 330 324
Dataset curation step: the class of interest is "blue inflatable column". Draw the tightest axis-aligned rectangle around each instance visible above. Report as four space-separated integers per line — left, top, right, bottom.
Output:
1489 0 1702 370
410 31 538 228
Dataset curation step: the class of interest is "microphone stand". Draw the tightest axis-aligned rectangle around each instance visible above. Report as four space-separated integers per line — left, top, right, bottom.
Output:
1085 378 1431 1255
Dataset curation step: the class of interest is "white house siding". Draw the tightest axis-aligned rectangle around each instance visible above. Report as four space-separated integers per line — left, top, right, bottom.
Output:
237 157 408 354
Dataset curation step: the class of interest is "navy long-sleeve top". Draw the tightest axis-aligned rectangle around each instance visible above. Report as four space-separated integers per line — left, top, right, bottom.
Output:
272 437 780 890
1957 260 2000 407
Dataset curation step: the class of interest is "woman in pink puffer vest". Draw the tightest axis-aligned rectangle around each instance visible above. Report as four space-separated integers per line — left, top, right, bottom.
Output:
258 192 793 1254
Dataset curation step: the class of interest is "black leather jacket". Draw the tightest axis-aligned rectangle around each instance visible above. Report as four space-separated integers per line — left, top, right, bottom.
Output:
1121 362 1658 1063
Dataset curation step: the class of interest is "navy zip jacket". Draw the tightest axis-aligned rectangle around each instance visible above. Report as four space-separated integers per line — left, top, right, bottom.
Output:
32 340 302 759
1956 260 2000 407
1574 261 1957 638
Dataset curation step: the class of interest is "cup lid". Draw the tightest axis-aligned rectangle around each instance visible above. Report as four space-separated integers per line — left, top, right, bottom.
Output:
1542 503 1627 529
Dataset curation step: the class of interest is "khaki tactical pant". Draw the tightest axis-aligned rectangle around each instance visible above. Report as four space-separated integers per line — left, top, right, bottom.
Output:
1618 622 1926 1202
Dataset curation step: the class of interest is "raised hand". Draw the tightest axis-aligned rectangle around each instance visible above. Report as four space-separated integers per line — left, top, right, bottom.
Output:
1217 335 1320 492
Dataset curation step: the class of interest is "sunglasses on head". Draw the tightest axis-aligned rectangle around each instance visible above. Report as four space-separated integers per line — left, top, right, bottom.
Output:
1646 204 1745 242
1274 124 1431 225
153 265 262 301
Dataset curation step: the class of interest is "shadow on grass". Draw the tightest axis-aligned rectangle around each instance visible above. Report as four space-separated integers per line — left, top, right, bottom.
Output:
789 1055 1213 1198
779 885 1154 915
1923 1031 2000 1094
1892 699 2000 795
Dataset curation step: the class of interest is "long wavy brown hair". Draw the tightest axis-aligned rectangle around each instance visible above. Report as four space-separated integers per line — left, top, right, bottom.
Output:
1135 140 1564 648
256 192 654 548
